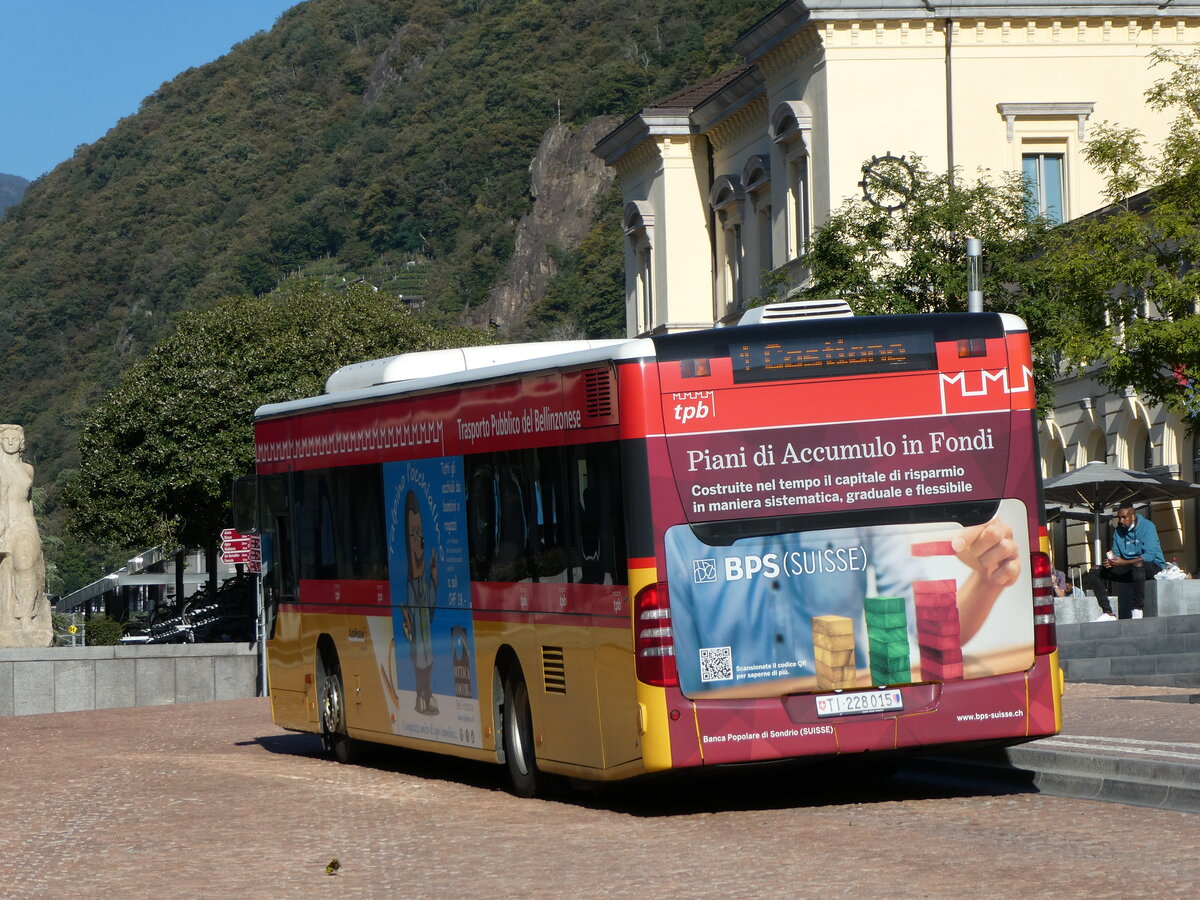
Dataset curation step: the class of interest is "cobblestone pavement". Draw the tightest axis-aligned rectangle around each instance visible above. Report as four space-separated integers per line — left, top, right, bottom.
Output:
1058 680 1200 744
2 697 1196 899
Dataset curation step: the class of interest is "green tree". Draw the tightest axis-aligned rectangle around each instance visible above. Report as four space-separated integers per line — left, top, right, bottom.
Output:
63 282 489 558
798 157 1060 405
1035 48 1200 426
801 156 1052 315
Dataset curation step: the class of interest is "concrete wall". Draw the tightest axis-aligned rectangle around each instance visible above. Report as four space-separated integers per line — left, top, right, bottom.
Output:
0 643 259 717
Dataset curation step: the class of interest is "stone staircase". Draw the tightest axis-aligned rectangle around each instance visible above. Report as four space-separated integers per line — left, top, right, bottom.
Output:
1056 612 1200 687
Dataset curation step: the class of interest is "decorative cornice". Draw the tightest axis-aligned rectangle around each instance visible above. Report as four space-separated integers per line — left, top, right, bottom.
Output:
998 101 1096 140
756 27 823 80
707 96 769 151
616 140 662 182
758 13 1200 54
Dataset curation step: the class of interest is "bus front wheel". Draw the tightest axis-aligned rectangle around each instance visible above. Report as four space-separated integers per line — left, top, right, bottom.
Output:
502 672 541 797
320 651 355 764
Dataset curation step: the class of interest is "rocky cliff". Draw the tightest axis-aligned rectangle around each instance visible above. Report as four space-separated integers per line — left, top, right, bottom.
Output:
471 116 621 332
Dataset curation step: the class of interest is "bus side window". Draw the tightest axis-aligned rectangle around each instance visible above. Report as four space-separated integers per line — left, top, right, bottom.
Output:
573 443 627 586
466 458 497 582
491 451 531 582
294 470 340 581
532 447 570 583
334 466 387 581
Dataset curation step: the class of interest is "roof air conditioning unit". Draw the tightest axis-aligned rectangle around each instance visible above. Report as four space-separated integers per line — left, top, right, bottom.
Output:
738 299 854 325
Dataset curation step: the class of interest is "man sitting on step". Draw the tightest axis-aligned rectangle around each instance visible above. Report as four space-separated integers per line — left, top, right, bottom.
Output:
1086 503 1164 621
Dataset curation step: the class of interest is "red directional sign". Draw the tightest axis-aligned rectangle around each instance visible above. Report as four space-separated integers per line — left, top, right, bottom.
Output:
221 528 260 570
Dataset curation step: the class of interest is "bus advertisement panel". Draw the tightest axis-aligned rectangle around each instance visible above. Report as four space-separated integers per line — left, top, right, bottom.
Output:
368 457 481 748
664 498 1033 699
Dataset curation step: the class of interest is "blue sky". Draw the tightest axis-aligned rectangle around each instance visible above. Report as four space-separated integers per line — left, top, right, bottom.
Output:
0 1 301 180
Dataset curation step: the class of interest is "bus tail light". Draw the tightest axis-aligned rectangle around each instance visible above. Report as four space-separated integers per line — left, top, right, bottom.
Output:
1031 551 1057 655
634 582 678 687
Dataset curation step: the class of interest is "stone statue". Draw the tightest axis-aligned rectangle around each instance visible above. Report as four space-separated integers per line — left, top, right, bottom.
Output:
0 424 51 648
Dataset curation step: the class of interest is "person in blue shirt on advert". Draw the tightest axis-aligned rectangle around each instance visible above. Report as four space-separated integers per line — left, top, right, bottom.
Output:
1086 503 1165 621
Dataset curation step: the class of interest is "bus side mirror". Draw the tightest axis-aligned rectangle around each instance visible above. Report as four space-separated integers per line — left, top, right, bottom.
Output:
232 476 258 534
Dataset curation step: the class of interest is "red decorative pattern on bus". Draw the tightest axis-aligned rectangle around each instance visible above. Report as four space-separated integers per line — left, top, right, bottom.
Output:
256 369 621 473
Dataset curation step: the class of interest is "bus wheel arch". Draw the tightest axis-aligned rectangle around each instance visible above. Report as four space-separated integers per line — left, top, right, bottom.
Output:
316 636 355 764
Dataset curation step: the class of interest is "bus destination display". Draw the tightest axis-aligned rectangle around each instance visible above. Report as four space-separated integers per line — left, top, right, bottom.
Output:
731 331 935 382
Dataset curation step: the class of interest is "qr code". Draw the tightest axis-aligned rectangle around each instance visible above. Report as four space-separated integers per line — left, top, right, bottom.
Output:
699 646 733 683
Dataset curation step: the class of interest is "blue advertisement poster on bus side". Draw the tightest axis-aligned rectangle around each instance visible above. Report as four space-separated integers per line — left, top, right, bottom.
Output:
374 456 481 748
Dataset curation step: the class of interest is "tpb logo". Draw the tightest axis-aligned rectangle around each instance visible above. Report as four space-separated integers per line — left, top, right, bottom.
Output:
672 390 715 424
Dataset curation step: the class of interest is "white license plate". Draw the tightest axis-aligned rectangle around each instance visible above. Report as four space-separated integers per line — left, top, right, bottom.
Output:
815 688 903 718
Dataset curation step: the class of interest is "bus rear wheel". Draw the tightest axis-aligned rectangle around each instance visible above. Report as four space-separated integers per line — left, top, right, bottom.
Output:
503 672 542 797
320 652 355 764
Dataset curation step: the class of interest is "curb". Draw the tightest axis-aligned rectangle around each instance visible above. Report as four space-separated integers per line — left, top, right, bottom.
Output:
925 736 1200 815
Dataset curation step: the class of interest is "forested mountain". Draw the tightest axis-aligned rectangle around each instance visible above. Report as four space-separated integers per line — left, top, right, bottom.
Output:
0 0 776 591
0 174 29 213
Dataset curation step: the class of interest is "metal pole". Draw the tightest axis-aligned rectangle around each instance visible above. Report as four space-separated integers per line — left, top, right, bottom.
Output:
966 237 983 312
256 574 268 697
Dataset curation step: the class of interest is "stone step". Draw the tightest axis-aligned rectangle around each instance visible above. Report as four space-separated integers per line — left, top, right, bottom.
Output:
1063 655 1200 685
1058 631 1200 660
1056 613 1200 686
1056 613 1200 641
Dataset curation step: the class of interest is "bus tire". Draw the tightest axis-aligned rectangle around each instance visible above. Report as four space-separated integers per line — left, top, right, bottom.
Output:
319 650 355 765
502 670 541 797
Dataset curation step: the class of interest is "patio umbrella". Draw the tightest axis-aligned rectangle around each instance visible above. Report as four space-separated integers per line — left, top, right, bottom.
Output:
1043 461 1200 565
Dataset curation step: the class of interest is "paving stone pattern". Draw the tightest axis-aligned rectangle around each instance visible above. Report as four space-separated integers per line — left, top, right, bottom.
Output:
1 694 1198 898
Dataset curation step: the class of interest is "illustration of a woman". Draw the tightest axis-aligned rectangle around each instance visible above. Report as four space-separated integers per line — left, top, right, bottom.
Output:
403 490 439 715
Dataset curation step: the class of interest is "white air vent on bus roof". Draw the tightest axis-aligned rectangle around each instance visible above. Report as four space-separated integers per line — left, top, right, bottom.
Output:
324 340 624 394
738 299 854 325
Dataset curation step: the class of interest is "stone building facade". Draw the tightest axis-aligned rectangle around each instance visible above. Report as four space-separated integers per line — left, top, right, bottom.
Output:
593 0 1200 574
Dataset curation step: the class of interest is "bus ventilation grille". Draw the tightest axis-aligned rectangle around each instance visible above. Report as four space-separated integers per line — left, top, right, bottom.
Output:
582 368 615 422
541 646 567 694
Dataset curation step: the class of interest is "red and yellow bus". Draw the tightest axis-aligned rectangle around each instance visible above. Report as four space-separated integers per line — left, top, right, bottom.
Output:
242 308 1063 795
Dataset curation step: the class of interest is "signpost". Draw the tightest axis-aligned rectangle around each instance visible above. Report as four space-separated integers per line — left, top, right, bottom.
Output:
220 528 261 573
222 527 267 696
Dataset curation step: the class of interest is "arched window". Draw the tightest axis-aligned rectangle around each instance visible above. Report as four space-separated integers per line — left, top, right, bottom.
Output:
623 201 655 336
742 155 772 297
1041 434 1065 480
1120 410 1151 471
771 101 813 262
709 175 745 317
